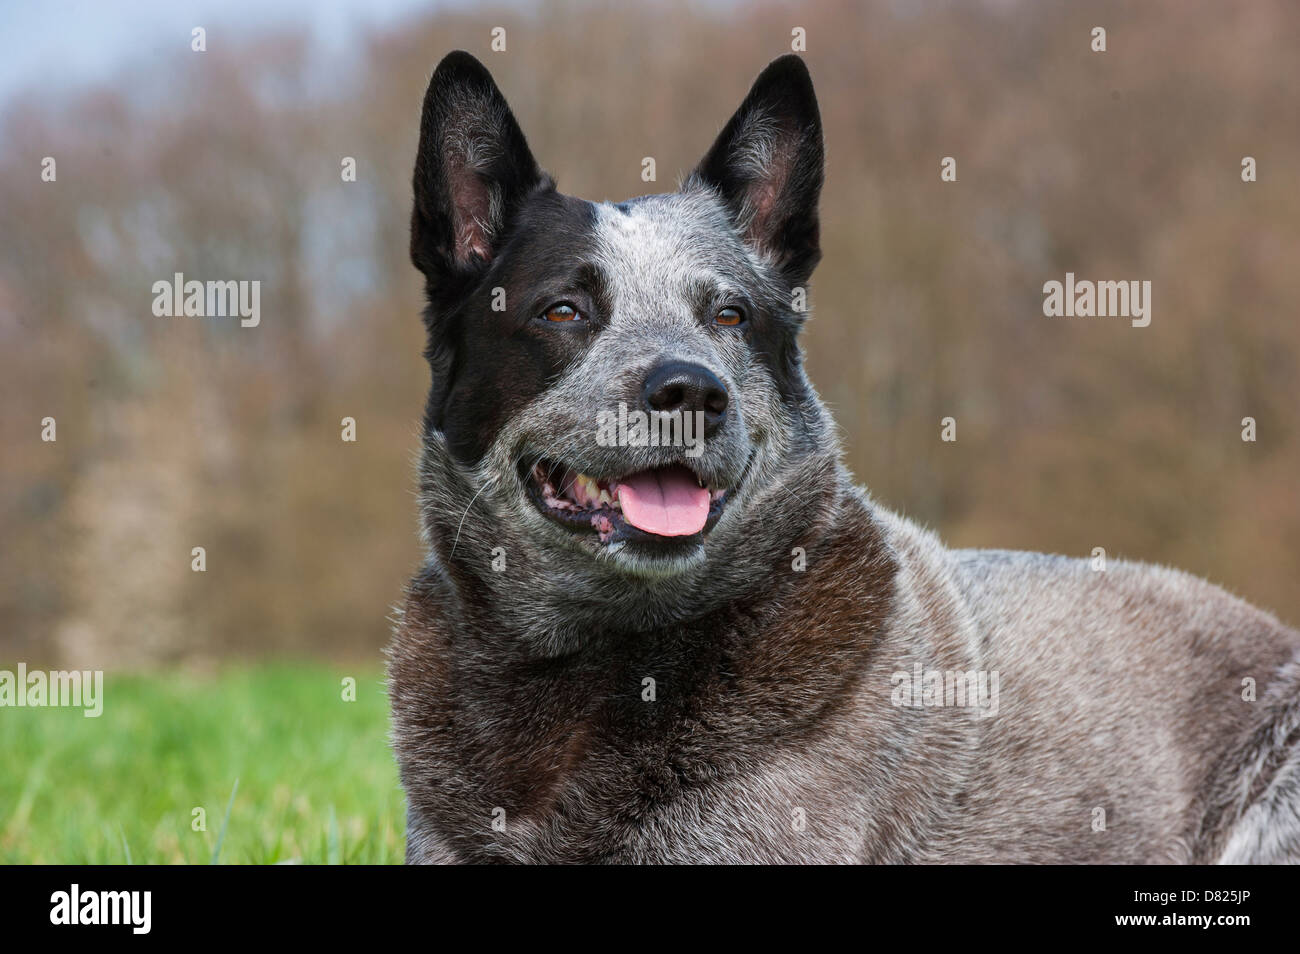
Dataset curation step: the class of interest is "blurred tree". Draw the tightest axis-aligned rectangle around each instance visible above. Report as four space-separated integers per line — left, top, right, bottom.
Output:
1 0 1297 666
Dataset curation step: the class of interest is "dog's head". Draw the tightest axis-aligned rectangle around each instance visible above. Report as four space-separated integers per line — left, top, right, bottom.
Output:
409 51 841 626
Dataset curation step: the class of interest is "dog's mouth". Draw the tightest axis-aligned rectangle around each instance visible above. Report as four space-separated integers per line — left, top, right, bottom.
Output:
522 458 728 544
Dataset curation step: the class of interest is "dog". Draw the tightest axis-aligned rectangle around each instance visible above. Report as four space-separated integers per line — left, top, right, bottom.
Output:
388 51 1300 863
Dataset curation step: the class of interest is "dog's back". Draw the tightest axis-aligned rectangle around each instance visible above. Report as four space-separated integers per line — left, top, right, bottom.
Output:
923 530 1300 861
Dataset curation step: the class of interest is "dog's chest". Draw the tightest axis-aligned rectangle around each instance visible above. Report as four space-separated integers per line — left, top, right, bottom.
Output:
397 569 915 860
389 499 915 862
429 649 875 863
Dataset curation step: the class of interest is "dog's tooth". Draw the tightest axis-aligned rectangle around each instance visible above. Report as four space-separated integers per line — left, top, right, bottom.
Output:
598 489 612 506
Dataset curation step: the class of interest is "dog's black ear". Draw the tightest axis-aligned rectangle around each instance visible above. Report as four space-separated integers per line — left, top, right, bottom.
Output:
688 55 824 285
410 51 546 285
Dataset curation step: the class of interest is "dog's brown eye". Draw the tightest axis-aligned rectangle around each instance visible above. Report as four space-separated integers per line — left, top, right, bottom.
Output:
715 307 745 327
542 303 582 322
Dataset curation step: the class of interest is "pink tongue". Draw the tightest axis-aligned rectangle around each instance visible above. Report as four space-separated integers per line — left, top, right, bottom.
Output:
617 467 710 537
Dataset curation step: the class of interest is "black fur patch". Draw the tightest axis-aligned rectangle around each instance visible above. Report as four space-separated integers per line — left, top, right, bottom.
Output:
426 191 605 464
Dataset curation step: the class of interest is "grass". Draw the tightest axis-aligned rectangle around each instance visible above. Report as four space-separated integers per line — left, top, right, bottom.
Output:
0 664 404 863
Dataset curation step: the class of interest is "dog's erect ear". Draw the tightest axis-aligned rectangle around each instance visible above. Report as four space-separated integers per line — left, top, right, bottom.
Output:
410 51 546 283
688 55 824 285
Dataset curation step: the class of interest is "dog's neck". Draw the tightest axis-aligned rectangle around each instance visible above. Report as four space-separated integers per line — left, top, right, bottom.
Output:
413 448 865 658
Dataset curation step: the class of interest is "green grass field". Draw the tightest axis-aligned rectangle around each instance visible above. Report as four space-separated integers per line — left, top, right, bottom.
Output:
0 665 404 864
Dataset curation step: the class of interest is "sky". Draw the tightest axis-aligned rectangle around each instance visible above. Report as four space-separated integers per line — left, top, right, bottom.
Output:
0 0 454 103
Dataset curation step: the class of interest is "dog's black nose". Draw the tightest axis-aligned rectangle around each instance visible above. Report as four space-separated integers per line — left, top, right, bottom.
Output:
641 361 729 435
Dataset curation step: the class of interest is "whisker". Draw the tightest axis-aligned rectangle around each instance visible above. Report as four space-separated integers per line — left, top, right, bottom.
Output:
450 474 499 557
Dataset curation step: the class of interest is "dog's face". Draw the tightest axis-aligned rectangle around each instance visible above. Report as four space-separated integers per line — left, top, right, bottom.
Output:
410 52 832 593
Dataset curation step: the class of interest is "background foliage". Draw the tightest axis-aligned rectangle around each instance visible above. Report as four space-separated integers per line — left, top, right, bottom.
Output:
3 0 1297 670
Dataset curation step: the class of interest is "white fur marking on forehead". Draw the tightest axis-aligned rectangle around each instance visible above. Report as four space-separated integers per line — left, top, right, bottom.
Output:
589 194 769 300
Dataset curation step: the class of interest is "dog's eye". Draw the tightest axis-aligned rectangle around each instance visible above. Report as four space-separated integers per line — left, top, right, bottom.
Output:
715 306 745 327
541 303 583 322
